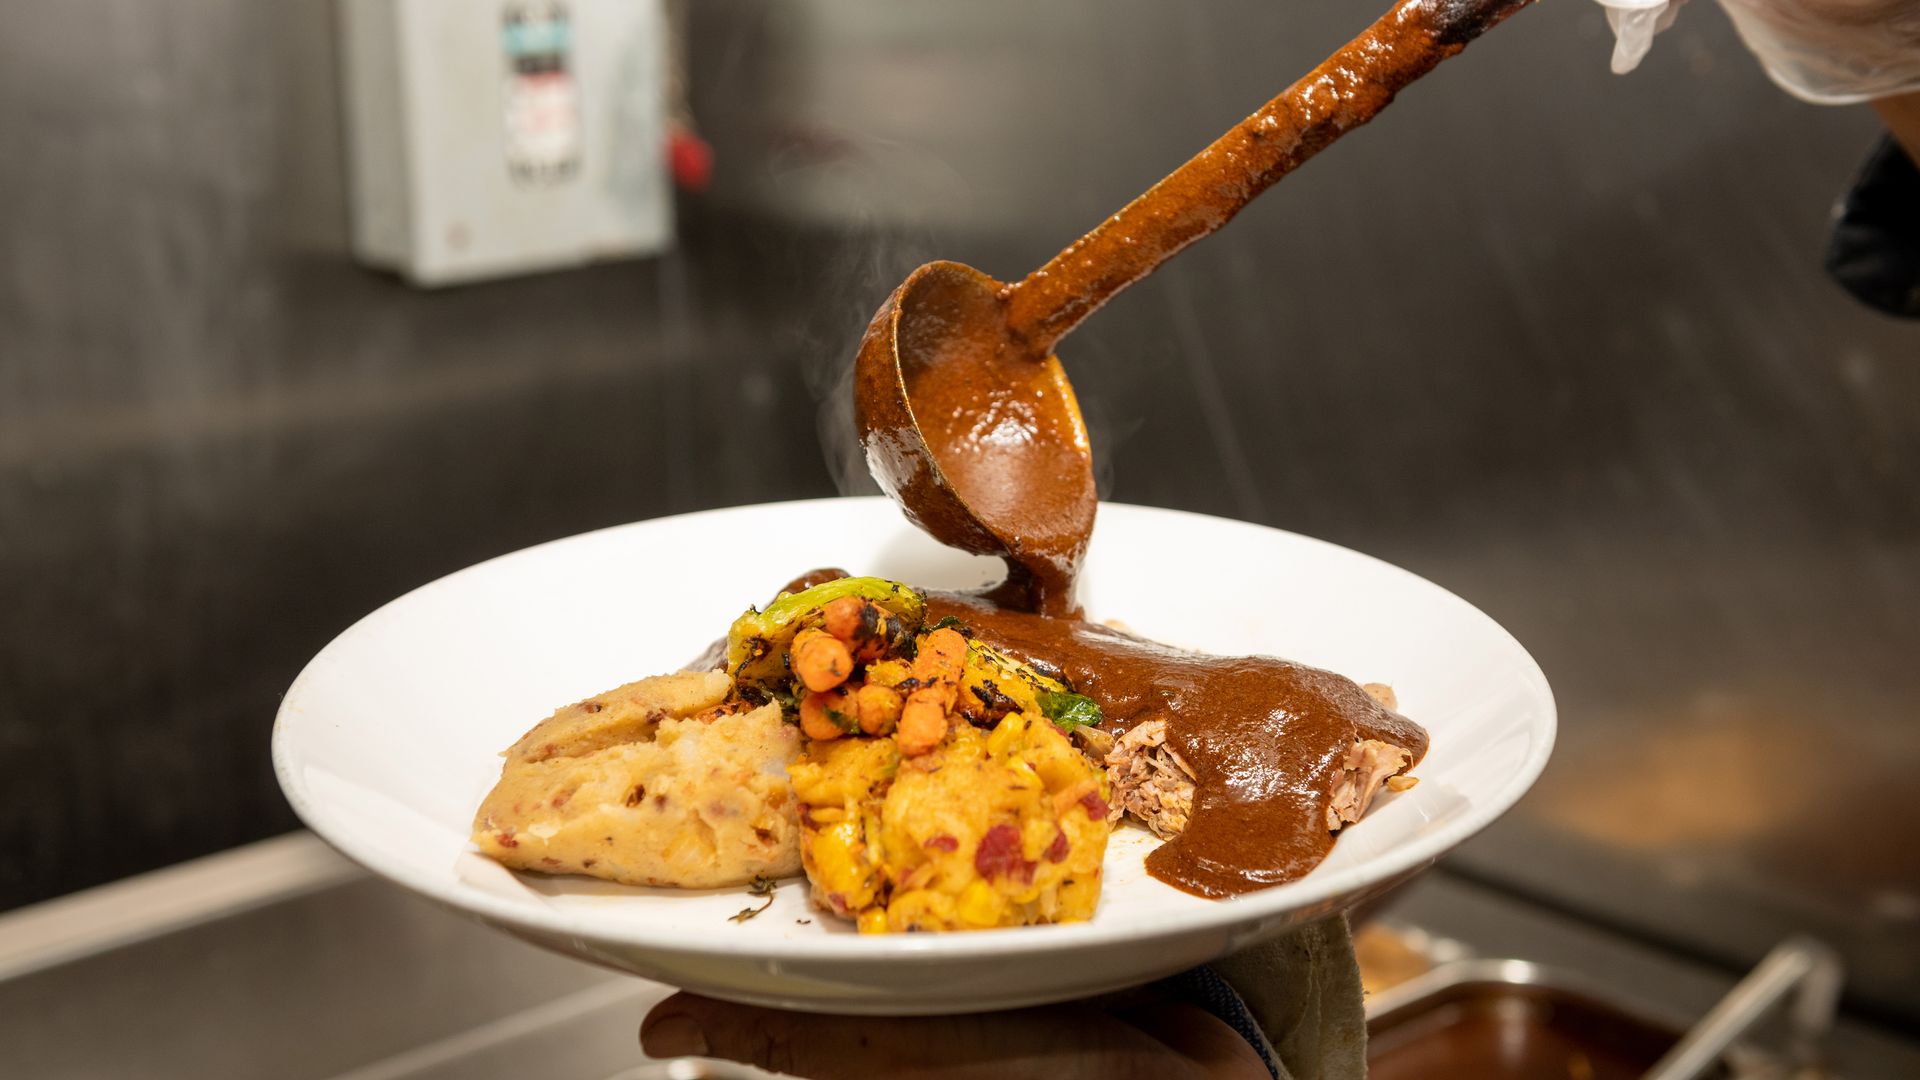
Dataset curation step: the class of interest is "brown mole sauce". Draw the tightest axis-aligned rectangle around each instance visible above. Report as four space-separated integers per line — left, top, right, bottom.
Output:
922 592 1428 899
891 268 1094 616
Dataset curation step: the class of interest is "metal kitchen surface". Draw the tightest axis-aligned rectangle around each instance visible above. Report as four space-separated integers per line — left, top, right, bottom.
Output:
5 835 1918 1078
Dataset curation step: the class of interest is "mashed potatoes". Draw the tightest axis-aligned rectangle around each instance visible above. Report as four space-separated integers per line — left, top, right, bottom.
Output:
472 672 802 888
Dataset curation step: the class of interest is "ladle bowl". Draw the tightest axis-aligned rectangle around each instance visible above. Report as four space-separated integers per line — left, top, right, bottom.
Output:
853 260 1095 615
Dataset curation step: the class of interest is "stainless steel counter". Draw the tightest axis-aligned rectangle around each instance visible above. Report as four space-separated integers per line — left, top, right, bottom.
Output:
0 835 659 1080
5 833 1916 1079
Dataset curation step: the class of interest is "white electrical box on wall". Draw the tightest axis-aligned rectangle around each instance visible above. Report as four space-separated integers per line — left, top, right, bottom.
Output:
338 0 672 286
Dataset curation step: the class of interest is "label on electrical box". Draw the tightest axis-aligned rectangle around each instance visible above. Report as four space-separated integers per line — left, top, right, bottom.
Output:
501 1 582 185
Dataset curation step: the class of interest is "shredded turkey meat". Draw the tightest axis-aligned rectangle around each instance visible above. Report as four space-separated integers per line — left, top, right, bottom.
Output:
1104 718 1413 840
1102 719 1195 840
1325 739 1412 831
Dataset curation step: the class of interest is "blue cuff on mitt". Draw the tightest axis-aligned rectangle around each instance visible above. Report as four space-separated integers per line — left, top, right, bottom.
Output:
1152 965 1282 1080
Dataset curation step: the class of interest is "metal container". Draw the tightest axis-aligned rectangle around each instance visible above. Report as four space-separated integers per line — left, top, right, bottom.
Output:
1368 959 1743 1079
1367 941 1846 1080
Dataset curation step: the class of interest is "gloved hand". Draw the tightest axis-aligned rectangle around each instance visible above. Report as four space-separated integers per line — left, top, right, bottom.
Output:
1594 0 1920 103
1594 0 1686 75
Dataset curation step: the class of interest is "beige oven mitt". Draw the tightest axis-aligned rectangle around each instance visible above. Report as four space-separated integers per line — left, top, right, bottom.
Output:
1209 915 1367 1080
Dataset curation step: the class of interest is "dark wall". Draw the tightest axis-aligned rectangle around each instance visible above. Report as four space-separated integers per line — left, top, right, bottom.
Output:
3 0 1917 1021
0 0 846 906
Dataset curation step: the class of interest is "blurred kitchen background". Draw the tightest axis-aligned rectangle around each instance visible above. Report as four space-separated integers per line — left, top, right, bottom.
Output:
2 0 1917 1074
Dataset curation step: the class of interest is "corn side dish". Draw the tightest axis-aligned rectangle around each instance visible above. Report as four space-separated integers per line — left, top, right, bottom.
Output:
728 577 1114 932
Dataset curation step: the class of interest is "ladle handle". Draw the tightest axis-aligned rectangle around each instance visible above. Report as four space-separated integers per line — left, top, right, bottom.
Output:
1001 0 1537 357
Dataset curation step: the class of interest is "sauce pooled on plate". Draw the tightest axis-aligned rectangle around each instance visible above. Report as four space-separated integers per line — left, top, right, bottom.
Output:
923 593 1427 898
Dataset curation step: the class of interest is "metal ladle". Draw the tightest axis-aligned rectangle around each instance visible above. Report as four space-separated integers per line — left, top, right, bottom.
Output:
853 0 1536 615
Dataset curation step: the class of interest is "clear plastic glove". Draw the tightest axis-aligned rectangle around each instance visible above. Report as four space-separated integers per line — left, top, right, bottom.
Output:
1595 0 1920 104
1595 0 1687 75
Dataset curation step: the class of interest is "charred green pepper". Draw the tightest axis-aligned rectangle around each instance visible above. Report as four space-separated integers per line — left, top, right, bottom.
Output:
726 577 925 693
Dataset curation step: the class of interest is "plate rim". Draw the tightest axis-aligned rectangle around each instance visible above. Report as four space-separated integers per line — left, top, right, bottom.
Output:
272 496 1556 961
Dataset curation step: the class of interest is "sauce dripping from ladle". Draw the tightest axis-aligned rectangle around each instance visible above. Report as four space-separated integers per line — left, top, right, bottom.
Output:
853 0 1536 614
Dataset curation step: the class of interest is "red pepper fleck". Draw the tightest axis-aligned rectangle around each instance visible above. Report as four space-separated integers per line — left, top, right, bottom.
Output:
925 833 959 852
1079 790 1110 820
495 832 519 848
581 700 604 714
974 823 1034 883
550 789 570 808
1044 829 1070 863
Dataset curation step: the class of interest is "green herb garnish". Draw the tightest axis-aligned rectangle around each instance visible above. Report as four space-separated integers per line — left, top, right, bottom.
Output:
1036 689 1104 734
730 875 779 923
768 687 800 721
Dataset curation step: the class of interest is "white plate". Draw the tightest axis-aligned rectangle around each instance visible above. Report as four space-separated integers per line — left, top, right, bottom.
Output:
273 497 1554 1014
